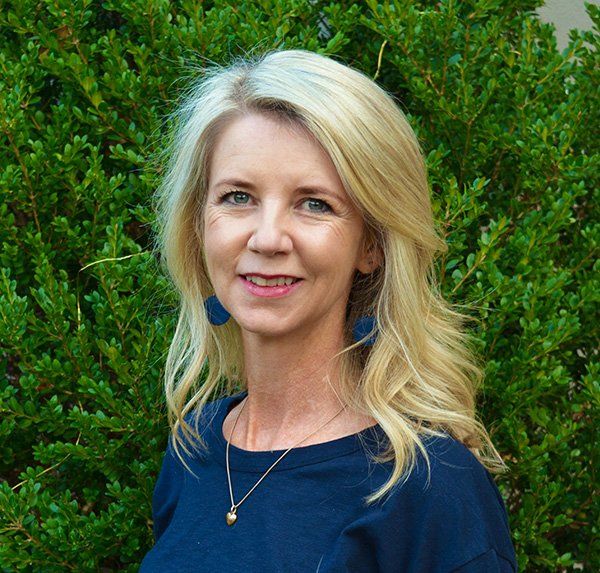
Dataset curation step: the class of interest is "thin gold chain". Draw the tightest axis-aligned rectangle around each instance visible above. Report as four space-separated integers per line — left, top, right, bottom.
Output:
226 396 347 514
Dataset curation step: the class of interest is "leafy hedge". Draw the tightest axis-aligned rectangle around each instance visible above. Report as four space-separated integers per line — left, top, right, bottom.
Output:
0 0 597 570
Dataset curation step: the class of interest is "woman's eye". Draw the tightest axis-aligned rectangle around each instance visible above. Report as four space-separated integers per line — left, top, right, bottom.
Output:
303 198 332 213
222 191 250 205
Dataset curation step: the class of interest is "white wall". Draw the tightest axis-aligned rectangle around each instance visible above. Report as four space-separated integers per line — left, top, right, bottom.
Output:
536 0 598 51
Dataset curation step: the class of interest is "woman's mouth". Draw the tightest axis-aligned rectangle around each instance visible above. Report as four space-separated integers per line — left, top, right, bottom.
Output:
239 275 303 298
244 275 300 286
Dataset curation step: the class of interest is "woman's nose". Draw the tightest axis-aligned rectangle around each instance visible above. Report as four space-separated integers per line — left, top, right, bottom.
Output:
247 202 293 256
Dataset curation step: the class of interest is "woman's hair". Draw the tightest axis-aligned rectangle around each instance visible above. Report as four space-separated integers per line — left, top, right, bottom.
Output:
152 48 507 505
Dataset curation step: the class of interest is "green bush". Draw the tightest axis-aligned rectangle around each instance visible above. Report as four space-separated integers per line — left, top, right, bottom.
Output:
0 0 597 570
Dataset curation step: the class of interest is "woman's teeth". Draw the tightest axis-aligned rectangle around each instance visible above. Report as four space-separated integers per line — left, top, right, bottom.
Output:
245 276 298 287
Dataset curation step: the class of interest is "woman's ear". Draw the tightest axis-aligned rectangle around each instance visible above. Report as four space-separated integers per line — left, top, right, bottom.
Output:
356 237 383 275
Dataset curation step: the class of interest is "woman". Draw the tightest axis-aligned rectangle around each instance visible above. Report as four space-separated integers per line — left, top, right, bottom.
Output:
140 49 517 572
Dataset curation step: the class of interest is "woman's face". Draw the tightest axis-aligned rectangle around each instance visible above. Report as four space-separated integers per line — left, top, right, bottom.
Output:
203 113 374 342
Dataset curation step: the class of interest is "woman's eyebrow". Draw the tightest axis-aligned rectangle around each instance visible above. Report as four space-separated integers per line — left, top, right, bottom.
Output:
212 178 256 190
212 178 345 202
296 187 346 203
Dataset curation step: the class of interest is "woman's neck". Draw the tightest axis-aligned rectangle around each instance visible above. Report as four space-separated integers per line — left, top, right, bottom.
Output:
222 330 376 451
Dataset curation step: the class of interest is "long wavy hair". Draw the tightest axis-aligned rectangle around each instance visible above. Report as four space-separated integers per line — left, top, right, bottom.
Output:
152 48 507 505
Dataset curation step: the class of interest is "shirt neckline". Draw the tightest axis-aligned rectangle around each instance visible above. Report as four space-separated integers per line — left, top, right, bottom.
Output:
208 390 389 473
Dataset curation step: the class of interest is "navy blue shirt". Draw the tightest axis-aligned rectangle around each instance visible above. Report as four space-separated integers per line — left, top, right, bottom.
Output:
140 391 517 572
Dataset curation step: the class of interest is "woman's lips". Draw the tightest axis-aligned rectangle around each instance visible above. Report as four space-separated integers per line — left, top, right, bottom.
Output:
239 276 303 298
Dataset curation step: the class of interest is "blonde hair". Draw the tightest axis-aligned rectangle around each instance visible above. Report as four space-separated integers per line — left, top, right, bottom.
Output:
153 49 507 505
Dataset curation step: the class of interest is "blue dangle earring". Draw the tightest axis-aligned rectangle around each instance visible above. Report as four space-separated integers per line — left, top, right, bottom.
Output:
352 315 378 346
204 295 230 326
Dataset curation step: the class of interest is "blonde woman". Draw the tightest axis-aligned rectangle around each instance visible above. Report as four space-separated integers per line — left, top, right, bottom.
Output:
140 49 517 572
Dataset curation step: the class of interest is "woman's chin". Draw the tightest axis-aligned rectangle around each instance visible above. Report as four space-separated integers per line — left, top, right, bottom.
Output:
241 326 292 339
236 319 299 340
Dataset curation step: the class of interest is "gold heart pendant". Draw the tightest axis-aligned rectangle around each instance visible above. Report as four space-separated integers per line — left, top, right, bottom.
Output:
226 511 237 526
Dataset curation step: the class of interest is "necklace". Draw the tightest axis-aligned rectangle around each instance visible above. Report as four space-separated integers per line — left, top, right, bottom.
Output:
225 395 347 526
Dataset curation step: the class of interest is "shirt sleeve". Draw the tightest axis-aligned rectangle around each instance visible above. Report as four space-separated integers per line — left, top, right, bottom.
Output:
151 436 184 542
317 436 518 573
451 548 516 572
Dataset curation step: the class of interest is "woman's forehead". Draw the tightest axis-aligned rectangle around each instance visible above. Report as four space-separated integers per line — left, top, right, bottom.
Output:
207 113 346 194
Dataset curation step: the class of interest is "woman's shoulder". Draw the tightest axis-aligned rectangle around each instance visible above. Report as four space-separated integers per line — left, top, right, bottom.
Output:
322 432 517 572
162 392 236 466
394 432 508 510
371 432 516 568
421 432 495 479
179 391 240 437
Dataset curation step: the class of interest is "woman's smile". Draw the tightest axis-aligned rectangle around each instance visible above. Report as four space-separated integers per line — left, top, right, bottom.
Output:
239 275 304 298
